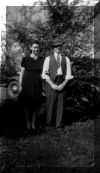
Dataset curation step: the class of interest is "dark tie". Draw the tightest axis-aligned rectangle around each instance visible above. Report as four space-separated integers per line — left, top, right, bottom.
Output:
57 55 60 67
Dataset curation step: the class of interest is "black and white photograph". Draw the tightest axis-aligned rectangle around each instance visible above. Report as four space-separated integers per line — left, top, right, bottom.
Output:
0 0 100 172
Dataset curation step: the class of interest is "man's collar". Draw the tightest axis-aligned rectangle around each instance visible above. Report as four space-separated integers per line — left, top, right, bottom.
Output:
54 52 61 59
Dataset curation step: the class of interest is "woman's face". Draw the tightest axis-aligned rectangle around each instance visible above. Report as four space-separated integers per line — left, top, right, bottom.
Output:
30 43 39 55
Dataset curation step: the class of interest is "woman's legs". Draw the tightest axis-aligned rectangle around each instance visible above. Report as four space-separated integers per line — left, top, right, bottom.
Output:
32 112 36 129
24 108 37 130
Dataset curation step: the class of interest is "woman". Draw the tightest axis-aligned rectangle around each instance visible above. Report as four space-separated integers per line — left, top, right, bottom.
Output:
19 41 43 132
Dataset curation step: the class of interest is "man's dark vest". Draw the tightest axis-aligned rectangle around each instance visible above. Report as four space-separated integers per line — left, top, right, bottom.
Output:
49 53 67 81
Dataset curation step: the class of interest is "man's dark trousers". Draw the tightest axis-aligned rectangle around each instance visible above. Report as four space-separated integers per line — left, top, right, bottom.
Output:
46 75 64 127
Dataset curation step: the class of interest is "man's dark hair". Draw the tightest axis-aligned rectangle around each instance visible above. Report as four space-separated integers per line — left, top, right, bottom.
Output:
30 40 40 46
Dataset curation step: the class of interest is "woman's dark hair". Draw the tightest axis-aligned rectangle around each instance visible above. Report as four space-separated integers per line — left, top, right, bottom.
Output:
25 40 40 56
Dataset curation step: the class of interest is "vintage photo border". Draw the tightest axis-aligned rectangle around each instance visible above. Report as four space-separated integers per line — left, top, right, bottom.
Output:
0 0 99 172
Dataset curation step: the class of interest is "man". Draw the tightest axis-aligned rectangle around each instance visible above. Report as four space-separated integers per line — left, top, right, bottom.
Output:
42 41 73 128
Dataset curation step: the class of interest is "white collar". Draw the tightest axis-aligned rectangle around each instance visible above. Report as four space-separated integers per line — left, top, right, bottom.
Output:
54 52 61 60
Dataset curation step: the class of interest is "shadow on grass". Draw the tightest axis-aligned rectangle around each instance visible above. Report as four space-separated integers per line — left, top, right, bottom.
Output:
0 97 97 138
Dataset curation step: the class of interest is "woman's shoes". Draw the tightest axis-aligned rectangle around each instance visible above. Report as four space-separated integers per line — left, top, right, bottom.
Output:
32 123 35 130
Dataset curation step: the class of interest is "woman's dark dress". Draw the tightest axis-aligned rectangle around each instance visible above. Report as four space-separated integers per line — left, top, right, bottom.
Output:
19 56 43 111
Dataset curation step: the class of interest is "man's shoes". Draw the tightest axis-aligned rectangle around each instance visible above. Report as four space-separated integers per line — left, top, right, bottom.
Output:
30 128 37 135
56 124 60 128
56 123 64 129
45 123 51 128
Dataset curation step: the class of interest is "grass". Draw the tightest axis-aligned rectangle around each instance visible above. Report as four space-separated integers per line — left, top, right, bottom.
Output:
0 119 94 172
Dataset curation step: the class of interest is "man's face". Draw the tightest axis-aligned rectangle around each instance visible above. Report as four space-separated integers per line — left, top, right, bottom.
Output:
54 46 61 54
30 43 39 55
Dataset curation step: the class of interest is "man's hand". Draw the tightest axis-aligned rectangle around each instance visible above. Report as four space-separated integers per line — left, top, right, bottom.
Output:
57 83 65 91
46 76 58 90
51 83 58 90
57 76 74 91
57 75 74 91
66 75 74 80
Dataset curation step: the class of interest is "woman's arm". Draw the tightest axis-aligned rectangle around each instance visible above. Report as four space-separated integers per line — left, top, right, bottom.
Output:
17 67 25 93
19 67 25 85
18 56 26 85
